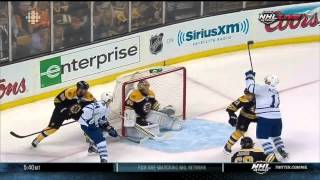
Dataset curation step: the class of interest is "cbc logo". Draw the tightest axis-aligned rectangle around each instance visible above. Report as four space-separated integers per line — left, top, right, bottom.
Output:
25 10 41 25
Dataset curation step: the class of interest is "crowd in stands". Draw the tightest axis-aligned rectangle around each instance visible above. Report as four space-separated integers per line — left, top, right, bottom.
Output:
0 1 301 63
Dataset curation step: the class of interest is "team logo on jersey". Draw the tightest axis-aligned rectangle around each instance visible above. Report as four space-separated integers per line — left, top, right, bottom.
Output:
149 33 164 54
251 161 271 174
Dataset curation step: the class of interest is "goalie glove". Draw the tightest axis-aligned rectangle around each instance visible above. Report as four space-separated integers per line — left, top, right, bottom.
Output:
228 113 237 127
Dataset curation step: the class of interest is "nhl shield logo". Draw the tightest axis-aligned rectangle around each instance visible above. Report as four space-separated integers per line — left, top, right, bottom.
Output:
149 33 164 54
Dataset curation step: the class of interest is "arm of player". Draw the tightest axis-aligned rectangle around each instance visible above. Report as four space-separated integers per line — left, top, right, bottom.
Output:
151 99 160 111
79 105 94 125
245 70 265 95
226 99 243 127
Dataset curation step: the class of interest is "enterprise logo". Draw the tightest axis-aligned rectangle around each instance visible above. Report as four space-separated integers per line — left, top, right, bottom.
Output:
177 19 249 46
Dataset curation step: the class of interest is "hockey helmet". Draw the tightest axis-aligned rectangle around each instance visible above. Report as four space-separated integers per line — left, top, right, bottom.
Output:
101 91 113 104
76 81 89 90
240 136 254 149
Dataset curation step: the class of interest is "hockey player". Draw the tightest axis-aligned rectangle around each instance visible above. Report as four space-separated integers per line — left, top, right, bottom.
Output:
78 92 118 163
124 79 183 132
245 70 288 159
224 89 256 154
125 80 160 126
31 81 95 147
231 136 278 163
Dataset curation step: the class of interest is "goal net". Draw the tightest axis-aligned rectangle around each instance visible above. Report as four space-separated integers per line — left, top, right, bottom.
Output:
108 66 186 136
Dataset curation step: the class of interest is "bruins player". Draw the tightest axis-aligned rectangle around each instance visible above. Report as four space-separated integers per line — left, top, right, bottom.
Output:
125 80 160 126
232 137 278 163
224 89 256 154
31 81 95 147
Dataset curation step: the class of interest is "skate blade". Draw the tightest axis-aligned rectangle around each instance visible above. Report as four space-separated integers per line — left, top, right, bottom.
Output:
87 151 98 156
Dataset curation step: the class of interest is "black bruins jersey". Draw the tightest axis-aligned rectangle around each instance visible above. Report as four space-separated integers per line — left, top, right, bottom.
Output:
227 95 256 120
231 148 278 163
54 87 95 116
125 89 160 118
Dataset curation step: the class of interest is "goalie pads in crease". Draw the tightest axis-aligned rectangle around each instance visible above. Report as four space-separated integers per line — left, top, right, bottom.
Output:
146 110 183 131
124 109 136 127
158 105 175 117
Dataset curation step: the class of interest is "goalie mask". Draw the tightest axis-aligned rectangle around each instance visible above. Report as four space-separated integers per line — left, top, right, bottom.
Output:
137 80 150 95
264 75 279 87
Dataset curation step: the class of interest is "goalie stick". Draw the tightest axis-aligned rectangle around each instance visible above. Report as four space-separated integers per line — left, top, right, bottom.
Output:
10 120 77 138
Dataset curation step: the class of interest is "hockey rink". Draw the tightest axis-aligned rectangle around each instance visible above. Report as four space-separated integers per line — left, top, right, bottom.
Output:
0 42 319 163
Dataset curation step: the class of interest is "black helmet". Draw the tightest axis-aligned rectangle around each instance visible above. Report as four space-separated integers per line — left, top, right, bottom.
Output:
76 81 89 90
240 137 254 149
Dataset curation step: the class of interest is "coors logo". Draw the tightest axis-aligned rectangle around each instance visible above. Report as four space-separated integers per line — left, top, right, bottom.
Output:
259 10 319 32
149 33 164 55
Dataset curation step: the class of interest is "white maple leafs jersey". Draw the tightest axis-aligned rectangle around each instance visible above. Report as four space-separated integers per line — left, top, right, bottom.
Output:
246 78 281 119
78 101 110 127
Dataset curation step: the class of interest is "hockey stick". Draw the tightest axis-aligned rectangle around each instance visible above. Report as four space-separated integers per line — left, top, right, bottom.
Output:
10 120 77 138
134 123 172 142
247 40 254 71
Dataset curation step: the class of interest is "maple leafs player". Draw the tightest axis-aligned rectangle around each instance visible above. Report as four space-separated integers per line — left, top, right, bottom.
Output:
78 92 118 163
231 137 278 163
245 70 288 159
31 81 95 147
224 89 256 154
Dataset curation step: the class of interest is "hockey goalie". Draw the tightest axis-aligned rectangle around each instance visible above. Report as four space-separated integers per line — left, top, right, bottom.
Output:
124 79 183 138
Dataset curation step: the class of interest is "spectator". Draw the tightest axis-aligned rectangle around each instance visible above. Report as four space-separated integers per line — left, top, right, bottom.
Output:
12 1 33 60
30 1 50 55
93 2 112 40
63 10 90 48
0 2 9 62
132 1 162 30
53 1 90 49
11 1 50 60
111 2 128 35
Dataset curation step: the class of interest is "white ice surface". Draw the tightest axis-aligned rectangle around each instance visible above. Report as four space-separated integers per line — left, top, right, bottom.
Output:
1 42 319 163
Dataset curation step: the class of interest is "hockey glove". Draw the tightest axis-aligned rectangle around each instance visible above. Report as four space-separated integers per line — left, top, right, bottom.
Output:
106 126 118 138
228 113 237 127
245 70 256 77
100 121 118 138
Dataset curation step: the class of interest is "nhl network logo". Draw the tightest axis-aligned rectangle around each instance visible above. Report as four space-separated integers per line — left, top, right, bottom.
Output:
251 161 271 174
149 33 164 54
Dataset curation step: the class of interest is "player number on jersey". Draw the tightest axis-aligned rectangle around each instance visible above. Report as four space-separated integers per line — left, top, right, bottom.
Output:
234 155 254 163
271 94 280 108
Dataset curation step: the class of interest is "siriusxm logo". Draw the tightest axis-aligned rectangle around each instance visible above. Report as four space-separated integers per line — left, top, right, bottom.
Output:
177 19 249 46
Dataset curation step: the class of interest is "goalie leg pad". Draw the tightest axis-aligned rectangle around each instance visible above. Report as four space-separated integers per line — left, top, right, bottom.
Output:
146 110 183 131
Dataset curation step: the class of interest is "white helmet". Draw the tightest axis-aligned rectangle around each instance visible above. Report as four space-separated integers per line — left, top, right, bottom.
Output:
264 75 279 87
101 91 113 103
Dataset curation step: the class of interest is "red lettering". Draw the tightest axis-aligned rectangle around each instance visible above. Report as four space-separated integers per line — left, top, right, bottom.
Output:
265 13 319 32
0 78 27 99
